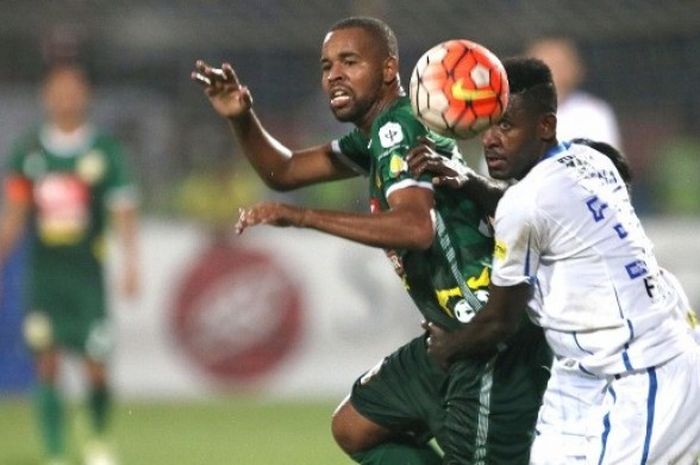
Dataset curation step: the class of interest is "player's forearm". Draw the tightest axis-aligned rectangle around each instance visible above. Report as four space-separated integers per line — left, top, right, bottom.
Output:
301 207 435 251
460 171 506 217
227 111 298 191
0 203 29 266
112 206 139 268
435 283 529 363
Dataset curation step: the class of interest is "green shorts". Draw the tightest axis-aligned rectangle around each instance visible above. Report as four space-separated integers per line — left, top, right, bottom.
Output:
350 319 551 465
24 268 109 358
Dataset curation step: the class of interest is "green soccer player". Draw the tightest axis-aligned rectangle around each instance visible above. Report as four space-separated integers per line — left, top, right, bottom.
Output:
193 17 550 465
0 64 140 465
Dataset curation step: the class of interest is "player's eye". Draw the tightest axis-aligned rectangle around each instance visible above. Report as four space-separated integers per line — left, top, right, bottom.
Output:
497 120 512 131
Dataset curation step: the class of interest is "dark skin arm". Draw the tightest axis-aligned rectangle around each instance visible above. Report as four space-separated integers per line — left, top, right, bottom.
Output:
236 186 436 251
406 139 506 217
192 60 358 191
424 282 530 370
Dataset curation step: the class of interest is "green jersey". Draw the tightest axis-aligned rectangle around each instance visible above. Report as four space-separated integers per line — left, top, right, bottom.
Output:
6 125 135 310
333 97 493 331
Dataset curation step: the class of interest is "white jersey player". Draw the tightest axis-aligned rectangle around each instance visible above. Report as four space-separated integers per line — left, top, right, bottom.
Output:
418 58 700 465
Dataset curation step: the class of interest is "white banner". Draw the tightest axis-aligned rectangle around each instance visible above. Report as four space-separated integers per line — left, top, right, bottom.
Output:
106 218 700 400
108 219 420 399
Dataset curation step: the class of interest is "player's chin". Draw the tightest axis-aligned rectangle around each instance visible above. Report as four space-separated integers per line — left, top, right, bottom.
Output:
329 106 357 123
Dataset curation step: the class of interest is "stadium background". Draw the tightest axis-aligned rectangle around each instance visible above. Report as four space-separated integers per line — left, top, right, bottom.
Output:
1 1 699 464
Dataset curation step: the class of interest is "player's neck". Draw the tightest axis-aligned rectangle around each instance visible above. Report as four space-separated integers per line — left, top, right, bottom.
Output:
356 90 404 136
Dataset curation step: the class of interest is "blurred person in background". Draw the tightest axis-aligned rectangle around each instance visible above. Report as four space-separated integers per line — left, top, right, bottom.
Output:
526 36 622 149
194 16 550 465
0 63 140 465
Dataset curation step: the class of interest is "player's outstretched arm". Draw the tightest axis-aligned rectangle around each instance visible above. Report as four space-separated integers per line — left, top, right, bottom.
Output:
192 60 357 191
235 186 436 251
407 139 506 216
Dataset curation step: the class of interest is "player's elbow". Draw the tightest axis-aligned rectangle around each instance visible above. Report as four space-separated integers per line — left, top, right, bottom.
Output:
406 217 435 251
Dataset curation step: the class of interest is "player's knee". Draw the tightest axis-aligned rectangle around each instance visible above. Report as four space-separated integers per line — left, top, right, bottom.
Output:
331 398 389 454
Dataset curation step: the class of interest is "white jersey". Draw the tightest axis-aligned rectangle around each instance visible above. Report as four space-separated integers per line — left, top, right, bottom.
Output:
491 141 694 375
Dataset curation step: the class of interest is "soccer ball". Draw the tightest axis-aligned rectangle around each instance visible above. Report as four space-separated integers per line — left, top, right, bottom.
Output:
410 39 509 139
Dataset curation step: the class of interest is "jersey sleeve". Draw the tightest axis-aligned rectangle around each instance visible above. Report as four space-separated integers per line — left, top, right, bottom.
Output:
371 115 434 200
490 187 543 287
3 136 33 204
101 136 139 209
331 129 371 176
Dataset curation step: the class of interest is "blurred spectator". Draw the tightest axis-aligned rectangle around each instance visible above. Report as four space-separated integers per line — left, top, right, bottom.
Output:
0 63 139 465
651 135 700 215
175 151 265 244
526 37 622 149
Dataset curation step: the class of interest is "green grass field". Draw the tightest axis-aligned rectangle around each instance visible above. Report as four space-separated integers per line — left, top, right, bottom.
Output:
0 396 354 465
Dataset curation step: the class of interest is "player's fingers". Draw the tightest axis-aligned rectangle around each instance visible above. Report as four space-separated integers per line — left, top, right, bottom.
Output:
416 136 437 150
222 63 242 86
191 72 212 87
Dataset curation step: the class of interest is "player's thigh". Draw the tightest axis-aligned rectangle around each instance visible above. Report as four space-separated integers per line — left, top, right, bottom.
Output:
587 348 700 465
349 335 447 446
443 320 551 465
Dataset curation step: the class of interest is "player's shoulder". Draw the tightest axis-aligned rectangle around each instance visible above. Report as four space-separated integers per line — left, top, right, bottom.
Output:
371 97 425 147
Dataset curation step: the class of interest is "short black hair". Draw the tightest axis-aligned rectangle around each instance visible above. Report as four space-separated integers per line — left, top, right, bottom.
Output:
572 138 632 191
329 16 399 59
503 57 557 115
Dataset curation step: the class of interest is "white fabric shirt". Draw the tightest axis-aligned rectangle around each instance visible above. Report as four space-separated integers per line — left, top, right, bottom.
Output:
491 142 694 375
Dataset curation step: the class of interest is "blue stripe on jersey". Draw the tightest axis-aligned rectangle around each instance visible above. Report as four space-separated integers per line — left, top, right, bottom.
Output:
640 368 658 465
573 332 594 355
579 364 595 376
613 286 624 318
622 350 634 371
524 233 531 277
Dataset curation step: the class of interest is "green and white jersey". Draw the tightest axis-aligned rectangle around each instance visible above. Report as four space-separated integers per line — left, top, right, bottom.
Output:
331 97 493 331
6 124 136 285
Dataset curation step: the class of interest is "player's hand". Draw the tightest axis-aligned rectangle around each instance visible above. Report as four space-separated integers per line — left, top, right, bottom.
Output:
422 320 457 372
235 202 306 235
407 137 471 189
191 60 253 120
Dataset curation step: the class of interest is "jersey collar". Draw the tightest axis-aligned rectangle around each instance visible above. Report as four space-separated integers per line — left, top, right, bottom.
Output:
539 140 570 163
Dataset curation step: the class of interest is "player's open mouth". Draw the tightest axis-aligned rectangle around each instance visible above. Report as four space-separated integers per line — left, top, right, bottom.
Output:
485 154 506 170
330 88 352 108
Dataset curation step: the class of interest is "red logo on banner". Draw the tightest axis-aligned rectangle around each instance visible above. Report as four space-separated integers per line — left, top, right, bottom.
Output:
172 245 302 383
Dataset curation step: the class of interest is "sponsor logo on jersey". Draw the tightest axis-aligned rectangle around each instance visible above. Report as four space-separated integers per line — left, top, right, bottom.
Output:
378 121 404 148
494 240 507 261
389 154 407 178
77 150 106 184
451 79 496 101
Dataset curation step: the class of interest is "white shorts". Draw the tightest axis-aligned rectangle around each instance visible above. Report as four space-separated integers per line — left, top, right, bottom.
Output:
531 347 700 465
530 356 607 465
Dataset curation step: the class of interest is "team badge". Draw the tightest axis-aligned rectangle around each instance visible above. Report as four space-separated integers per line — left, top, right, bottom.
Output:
77 150 106 184
378 122 404 148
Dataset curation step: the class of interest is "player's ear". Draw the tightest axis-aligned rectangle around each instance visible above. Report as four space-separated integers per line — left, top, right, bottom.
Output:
383 56 399 85
539 113 557 141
